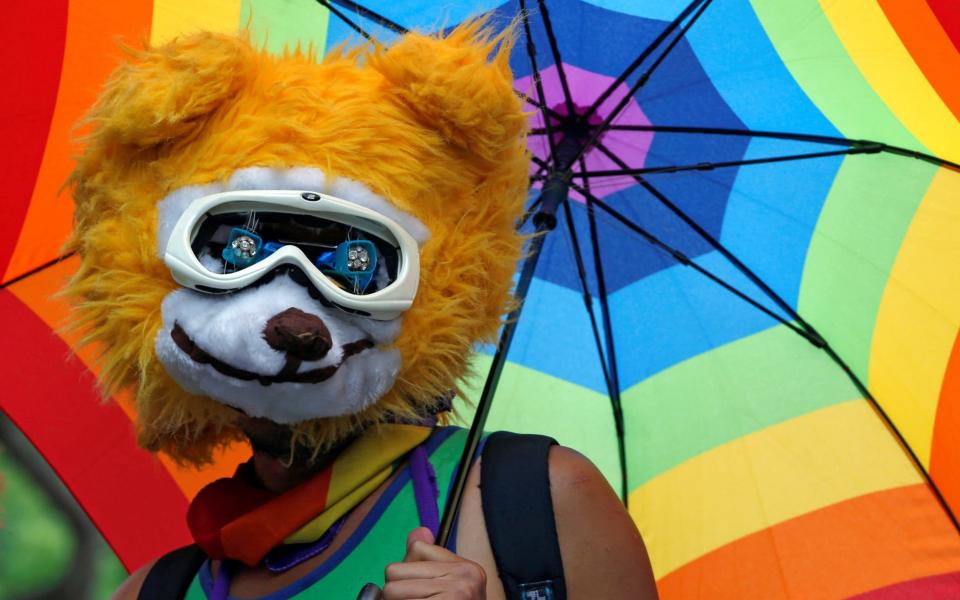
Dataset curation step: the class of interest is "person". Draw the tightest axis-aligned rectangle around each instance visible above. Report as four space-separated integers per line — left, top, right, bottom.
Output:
112 416 658 599
65 20 659 600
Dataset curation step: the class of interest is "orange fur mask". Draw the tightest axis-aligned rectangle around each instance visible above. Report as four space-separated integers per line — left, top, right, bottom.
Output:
66 22 529 465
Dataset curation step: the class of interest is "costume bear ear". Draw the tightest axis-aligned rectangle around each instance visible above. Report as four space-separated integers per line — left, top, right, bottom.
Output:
87 32 254 147
372 20 527 164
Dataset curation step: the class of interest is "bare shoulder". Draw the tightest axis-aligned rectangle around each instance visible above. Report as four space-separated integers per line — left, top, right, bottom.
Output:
548 446 660 600
109 560 155 600
548 445 608 490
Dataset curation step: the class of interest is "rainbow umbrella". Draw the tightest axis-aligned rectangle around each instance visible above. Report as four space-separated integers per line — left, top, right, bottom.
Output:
2 1 959 597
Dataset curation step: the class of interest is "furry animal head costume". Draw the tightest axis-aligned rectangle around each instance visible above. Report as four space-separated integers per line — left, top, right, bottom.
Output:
66 22 529 465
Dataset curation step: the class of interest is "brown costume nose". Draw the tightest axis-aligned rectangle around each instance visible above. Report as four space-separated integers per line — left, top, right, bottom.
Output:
263 308 332 361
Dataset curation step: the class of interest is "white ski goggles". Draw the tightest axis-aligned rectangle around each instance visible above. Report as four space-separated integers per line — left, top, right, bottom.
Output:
163 190 421 320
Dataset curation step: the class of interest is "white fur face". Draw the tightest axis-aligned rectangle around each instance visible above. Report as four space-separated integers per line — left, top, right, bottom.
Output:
153 167 428 423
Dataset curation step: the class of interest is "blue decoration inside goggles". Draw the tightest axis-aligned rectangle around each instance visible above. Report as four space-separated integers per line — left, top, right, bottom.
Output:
221 228 263 268
221 227 379 293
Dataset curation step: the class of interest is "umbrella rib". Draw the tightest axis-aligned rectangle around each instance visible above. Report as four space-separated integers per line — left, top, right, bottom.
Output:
578 162 629 506
519 196 544 228
571 145 881 178
560 198 615 396
590 141 960 533
631 0 714 94
593 138 835 342
605 123 861 144
324 0 407 34
321 0 562 126
563 0 715 176
536 0 577 118
529 154 555 196
525 97 566 122
519 0 559 161
602 124 960 172
580 0 709 123
0 252 76 290
522 157 549 229
539 155 622 413
819 346 960 535
571 185 823 344
316 0 373 40
532 155 549 170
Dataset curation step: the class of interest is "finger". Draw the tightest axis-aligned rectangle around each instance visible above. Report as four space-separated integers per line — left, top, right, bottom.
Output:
406 527 434 550
403 527 458 563
383 567 486 600
385 560 453 582
404 538 462 564
382 578 444 600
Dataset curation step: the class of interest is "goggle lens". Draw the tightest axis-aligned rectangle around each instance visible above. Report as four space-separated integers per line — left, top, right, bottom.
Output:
191 211 400 296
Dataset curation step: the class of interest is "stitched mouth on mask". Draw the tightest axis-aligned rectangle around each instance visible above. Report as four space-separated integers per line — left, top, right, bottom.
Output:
170 323 374 386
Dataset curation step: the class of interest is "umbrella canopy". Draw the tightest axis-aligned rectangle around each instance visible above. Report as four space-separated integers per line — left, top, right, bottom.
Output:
1 1 959 597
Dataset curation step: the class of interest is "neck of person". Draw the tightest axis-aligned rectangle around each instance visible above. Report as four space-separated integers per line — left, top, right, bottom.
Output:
250 449 330 494
240 416 350 494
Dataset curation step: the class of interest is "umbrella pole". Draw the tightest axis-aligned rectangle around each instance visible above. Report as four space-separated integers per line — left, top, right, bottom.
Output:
436 161 571 547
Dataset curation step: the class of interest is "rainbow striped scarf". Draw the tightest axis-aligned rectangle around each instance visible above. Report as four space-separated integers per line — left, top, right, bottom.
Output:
187 424 432 566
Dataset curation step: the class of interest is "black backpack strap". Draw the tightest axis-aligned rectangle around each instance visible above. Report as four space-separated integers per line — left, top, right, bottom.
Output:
137 543 207 600
480 431 566 600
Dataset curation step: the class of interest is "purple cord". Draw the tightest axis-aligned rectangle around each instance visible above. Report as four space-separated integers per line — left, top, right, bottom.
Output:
409 445 440 538
210 560 231 600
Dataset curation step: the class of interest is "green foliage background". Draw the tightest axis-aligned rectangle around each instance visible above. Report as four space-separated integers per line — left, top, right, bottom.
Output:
0 447 127 599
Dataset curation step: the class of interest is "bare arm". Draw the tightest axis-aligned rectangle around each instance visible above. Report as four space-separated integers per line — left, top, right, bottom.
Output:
550 446 659 599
